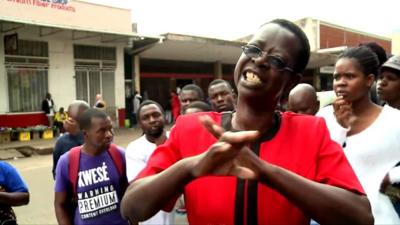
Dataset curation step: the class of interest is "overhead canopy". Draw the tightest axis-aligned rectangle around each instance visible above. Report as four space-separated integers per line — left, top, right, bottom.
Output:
138 33 244 64
307 52 337 68
0 18 159 45
138 33 338 68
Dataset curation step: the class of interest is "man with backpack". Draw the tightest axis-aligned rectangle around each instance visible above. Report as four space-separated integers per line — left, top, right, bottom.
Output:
54 109 128 225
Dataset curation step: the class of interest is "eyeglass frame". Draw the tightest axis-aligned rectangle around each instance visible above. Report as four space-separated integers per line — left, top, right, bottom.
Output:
241 44 295 73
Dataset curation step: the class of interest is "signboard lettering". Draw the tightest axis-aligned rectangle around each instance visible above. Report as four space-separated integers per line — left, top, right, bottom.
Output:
7 0 76 12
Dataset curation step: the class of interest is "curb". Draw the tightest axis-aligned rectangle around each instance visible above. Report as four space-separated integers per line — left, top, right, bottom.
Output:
0 145 54 160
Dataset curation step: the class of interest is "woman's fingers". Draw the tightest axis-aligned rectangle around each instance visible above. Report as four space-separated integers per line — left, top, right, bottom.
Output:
199 115 225 139
219 130 260 145
230 166 257 180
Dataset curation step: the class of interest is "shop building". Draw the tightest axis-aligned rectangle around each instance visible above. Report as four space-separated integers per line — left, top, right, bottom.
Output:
295 17 392 90
0 0 158 127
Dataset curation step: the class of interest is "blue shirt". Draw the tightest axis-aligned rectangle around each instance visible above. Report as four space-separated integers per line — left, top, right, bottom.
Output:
0 161 28 193
52 132 84 178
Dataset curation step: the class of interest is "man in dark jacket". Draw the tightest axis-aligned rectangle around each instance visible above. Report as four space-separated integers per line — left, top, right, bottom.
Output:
42 92 55 127
52 100 89 179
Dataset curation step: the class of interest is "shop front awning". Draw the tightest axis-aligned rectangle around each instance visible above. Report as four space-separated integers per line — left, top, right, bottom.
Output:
0 17 160 46
137 33 338 68
137 33 244 64
307 52 337 68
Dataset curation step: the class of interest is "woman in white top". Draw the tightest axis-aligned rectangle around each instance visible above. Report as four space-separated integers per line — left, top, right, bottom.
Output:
318 46 400 224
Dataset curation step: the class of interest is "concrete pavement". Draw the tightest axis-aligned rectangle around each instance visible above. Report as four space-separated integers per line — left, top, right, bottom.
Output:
0 127 143 160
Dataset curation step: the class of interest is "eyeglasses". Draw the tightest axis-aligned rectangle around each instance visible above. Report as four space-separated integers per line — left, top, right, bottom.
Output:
241 45 295 73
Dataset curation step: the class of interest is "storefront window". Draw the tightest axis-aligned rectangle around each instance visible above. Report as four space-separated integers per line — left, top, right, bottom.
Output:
5 40 49 112
74 45 116 107
7 69 48 112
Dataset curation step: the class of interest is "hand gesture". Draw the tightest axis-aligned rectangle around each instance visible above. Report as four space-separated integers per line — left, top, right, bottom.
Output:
191 115 260 180
63 118 79 134
332 96 352 129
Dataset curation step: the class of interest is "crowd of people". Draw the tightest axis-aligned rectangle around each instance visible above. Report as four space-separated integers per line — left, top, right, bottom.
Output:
3 18 400 225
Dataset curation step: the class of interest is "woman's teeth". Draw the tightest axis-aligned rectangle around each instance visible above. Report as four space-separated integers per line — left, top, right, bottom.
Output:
245 71 261 84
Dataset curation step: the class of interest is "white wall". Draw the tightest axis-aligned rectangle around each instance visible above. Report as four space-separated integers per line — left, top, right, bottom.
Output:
48 40 76 111
0 34 8 113
115 44 125 109
392 33 400 55
295 18 319 52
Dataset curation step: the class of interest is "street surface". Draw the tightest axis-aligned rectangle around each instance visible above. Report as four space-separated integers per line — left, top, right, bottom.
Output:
6 127 188 224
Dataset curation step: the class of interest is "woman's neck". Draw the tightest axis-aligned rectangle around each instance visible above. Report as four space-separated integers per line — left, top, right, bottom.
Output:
388 99 400 110
233 98 276 132
351 95 377 116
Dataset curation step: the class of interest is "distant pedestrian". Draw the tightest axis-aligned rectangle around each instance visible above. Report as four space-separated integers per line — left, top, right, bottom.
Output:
132 91 142 126
42 92 55 127
179 84 204 114
52 100 89 179
376 54 400 215
0 161 30 225
207 79 236 112
93 94 106 110
170 91 180 123
287 83 319 115
54 107 68 134
377 55 400 109
359 42 387 105
184 101 211 114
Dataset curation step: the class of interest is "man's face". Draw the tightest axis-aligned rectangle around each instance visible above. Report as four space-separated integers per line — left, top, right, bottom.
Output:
139 104 165 137
179 90 201 113
233 23 300 107
208 83 235 112
377 69 400 106
84 117 113 150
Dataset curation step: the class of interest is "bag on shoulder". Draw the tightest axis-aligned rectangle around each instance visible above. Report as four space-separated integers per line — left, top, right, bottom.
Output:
67 144 128 216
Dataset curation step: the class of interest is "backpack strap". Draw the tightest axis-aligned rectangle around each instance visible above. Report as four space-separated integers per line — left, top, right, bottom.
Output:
107 144 124 175
68 145 82 198
107 144 128 194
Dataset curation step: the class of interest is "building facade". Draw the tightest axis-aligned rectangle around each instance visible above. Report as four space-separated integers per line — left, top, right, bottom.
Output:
296 17 392 90
0 0 155 127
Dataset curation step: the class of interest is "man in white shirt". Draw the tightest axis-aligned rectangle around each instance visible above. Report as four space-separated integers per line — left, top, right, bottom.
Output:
125 100 174 225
